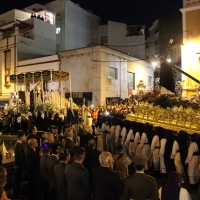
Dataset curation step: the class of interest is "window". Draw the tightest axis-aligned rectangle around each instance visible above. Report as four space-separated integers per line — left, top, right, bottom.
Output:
127 72 135 90
109 67 117 79
148 76 152 86
56 27 61 34
101 36 107 46
5 50 11 70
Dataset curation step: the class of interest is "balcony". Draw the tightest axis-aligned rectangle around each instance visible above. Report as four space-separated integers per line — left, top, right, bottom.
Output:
184 0 200 8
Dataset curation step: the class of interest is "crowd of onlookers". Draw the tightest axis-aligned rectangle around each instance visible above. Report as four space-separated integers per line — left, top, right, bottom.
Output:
1 98 200 199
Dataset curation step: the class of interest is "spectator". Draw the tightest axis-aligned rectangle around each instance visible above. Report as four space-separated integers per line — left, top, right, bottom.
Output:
25 138 40 200
158 170 191 200
91 151 123 200
65 146 92 200
46 143 60 200
123 154 157 200
54 148 70 200
64 129 75 150
113 145 132 181
83 139 100 173
40 142 51 200
14 131 26 198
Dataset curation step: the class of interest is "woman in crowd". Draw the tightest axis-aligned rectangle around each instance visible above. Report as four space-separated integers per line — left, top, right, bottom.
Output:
158 170 191 200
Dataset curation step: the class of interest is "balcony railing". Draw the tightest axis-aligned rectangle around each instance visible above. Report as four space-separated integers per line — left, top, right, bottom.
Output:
184 0 200 7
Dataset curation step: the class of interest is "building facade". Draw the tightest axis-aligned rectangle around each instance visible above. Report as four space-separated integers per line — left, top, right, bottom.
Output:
0 9 56 100
58 45 153 106
180 0 200 96
94 21 145 60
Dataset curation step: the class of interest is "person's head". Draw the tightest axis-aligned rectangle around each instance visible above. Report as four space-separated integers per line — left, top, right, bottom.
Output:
49 143 60 155
70 122 76 130
47 133 55 143
28 138 38 149
0 166 7 176
88 139 96 148
51 126 58 135
30 125 37 135
133 154 147 171
59 149 71 163
17 131 26 141
116 145 123 153
78 118 84 125
99 152 113 167
71 146 86 163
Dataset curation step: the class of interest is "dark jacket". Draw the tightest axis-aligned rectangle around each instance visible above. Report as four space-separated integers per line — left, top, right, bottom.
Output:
25 148 40 180
65 162 92 200
54 162 68 200
46 155 60 190
83 147 100 173
123 173 157 200
14 141 25 168
91 166 123 200
40 153 50 180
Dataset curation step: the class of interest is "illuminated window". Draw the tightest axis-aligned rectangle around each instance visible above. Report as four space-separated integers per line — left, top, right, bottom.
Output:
127 72 135 90
148 76 152 86
56 27 61 34
109 67 117 79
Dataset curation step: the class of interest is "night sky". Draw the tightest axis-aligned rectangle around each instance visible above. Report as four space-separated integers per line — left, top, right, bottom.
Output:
1 0 183 32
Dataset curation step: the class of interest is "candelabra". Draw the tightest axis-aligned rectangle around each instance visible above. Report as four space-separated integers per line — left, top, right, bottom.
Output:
11 92 21 114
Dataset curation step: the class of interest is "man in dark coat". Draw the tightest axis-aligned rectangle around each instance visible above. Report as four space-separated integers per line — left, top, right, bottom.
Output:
40 142 51 200
14 131 26 198
65 146 92 200
25 138 40 200
64 129 75 150
123 154 158 200
91 151 123 200
83 139 100 174
78 118 86 147
26 125 39 151
54 149 70 200
46 143 60 200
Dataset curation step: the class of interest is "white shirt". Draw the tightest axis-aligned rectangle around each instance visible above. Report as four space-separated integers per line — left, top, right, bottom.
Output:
151 135 160 153
186 142 199 163
159 138 167 157
158 187 192 200
170 140 179 159
140 132 149 148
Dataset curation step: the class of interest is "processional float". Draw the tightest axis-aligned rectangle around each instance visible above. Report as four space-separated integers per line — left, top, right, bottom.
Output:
6 70 78 118
126 39 200 134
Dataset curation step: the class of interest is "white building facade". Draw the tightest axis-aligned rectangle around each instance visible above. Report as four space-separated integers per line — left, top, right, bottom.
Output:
58 45 153 106
0 9 56 100
94 21 146 60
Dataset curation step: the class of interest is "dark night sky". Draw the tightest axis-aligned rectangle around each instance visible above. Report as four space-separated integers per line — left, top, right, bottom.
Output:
1 0 183 31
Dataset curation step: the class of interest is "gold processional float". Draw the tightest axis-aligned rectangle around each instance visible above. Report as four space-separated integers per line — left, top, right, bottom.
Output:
5 70 79 117
126 39 200 135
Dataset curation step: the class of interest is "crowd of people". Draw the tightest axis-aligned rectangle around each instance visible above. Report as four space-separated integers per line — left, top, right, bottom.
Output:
1 98 200 199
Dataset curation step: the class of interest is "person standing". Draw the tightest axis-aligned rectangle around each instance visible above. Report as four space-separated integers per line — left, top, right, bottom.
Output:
158 170 191 200
14 131 26 198
185 133 200 188
123 154 157 200
170 130 188 184
151 127 163 176
54 149 70 200
25 138 40 200
46 143 60 200
91 151 123 200
40 142 51 200
113 146 132 181
65 146 92 200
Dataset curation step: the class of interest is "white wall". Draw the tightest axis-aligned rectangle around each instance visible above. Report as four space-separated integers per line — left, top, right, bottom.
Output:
45 0 100 51
96 21 145 59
